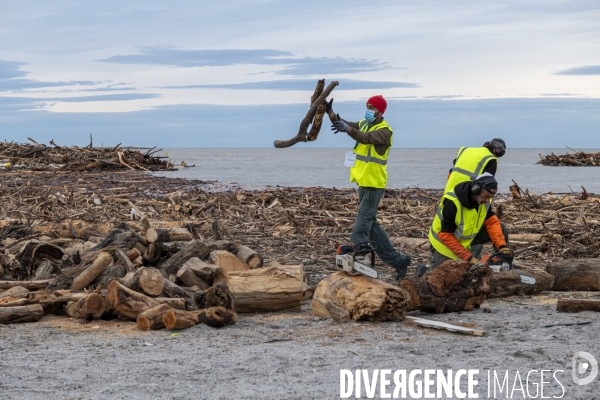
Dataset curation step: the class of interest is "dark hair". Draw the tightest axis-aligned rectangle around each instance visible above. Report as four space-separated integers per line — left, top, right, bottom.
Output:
484 138 506 157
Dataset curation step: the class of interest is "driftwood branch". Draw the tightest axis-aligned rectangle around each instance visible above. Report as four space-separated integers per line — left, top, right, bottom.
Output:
273 80 339 148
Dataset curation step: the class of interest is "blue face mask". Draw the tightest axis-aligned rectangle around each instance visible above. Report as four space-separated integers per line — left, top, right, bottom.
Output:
365 109 376 122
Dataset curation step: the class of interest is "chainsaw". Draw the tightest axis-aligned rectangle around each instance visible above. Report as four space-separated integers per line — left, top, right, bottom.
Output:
336 241 378 278
476 251 536 285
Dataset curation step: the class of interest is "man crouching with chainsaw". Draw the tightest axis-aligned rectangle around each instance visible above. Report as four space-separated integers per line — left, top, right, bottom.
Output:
415 173 512 278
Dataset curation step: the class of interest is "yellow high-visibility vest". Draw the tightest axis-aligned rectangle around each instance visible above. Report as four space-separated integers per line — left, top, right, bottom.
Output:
445 147 497 192
350 119 392 188
428 191 491 259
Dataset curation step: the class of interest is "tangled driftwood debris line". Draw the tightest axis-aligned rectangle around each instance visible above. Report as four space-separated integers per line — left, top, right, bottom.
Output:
538 149 600 166
0 222 306 328
0 139 174 171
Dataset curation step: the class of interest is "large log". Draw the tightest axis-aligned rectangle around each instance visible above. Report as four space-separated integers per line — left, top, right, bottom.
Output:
176 264 210 289
198 306 238 328
0 304 44 324
105 280 159 320
235 245 263 269
545 259 600 291
85 229 136 253
70 252 113 291
114 248 135 273
0 286 29 301
137 304 172 331
312 271 410 321
0 290 91 307
211 250 250 283
120 267 164 297
556 298 600 313
92 264 127 288
146 228 193 243
159 240 236 277
143 242 161 264
226 266 302 313
399 260 492 313
162 308 199 330
488 269 554 298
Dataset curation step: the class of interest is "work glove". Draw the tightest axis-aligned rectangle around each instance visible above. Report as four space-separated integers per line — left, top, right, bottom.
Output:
469 256 480 266
498 246 513 258
322 98 334 114
331 115 349 133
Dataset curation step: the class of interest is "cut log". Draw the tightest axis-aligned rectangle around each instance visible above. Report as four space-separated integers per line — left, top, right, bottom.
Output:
0 290 90 307
105 280 159 320
556 298 600 313
159 240 236 277
70 252 113 291
312 271 410 321
143 242 161 264
211 250 250 283
154 297 188 310
0 304 44 324
92 264 127 288
0 286 29 300
194 283 235 310
162 278 195 299
182 258 220 284
224 265 302 313
176 264 210 290
0 279 52 290
64 294 105 319
137 304 172 331
33 260 55 280
488 269 554 298
162 308 199 330
146 228 193 243
120 267 164 297
198 306 238 328
399 260 492 314
546 258 600 291
126 247 142 262
85 229 136 253
235 245 263 269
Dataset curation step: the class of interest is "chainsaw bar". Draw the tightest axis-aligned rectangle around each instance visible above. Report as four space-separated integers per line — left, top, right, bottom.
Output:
353 261 378 278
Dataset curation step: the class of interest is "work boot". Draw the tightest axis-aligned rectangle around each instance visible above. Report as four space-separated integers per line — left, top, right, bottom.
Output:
414 264 429 278
393 254 411 280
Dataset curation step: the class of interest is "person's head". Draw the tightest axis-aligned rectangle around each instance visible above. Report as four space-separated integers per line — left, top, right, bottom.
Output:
469 173 498 204
365 95 387 123
484 138 506 157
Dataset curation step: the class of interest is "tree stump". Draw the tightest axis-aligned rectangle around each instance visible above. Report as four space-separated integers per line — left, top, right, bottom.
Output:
399 260 492 313
545 258 600 291
488 268 554 298
312 271 411 321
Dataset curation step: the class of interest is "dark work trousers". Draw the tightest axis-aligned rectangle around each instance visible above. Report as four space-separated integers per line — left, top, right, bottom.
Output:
429 222 509 269
350 187 405 269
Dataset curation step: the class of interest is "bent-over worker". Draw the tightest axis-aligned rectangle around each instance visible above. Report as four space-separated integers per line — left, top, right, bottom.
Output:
416 173 512 277
325 95 411 279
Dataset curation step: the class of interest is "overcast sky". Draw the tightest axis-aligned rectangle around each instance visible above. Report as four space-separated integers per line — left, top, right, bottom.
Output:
0 1 599 148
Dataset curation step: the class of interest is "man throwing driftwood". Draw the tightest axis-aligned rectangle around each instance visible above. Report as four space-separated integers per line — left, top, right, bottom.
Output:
326 95 411 279
416 173 512 277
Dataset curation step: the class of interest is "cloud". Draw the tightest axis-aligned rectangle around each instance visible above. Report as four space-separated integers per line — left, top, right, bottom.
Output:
97 46 391 75
159 79 418 91
0 60 28 80
554 65 600 75
41 93 161 102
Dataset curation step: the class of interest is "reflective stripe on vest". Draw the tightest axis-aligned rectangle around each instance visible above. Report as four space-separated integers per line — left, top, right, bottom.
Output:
349 119 392 188
428 192 491 259
445 147 497 193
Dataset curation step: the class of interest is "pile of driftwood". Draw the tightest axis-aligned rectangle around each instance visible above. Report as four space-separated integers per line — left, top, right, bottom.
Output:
0 138 173 171
1 171 600 285
0 223 307 329
538 150 600 166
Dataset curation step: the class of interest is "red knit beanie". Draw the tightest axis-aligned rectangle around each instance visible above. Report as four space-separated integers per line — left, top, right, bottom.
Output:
367 95 387 114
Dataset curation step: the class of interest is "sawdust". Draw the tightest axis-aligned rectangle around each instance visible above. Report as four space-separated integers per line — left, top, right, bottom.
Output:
37 315 142 336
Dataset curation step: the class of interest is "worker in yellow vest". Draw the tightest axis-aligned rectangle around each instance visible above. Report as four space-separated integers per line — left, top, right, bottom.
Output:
444 138 506 193
325 95 411 279
415 173 512 277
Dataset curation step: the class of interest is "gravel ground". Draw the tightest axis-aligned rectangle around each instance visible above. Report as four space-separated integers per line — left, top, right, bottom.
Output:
1 293 599 400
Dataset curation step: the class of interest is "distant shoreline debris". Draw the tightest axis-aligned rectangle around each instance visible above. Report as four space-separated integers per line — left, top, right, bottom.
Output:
538 148 600 167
